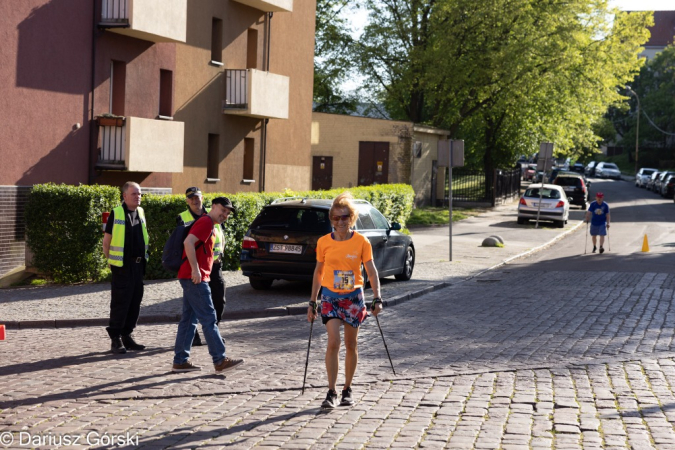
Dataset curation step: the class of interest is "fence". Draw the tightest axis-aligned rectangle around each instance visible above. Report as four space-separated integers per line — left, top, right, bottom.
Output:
101 0 129 22
444 167 521 206
224 69 248 109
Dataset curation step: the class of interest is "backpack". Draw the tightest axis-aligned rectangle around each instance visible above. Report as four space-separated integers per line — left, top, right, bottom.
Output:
161 221 213 274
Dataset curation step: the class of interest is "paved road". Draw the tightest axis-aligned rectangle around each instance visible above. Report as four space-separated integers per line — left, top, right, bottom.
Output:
2 177 675 449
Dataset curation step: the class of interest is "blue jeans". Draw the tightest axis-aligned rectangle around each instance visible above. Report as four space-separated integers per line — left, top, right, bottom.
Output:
174 279 226 365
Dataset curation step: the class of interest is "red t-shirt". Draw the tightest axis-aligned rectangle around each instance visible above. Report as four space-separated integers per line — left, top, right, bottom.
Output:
178 215 215 282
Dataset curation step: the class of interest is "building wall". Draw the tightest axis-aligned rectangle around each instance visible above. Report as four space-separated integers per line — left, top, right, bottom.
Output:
411 128 450 206
311 113 412 189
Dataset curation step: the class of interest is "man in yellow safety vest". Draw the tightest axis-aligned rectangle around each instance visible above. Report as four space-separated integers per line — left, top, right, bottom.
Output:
102 181 149 354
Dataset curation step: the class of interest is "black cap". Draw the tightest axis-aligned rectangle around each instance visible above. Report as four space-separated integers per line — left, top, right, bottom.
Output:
211 196 236 213
185 187 202 199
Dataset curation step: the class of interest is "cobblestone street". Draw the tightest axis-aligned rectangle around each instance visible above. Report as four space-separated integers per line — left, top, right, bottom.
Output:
3 269 675 449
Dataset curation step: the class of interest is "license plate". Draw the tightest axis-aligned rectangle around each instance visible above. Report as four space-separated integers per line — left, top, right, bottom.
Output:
563 186 574 191
270 243 302 254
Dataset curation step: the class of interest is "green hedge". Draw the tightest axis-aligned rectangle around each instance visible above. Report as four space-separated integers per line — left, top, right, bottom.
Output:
25 183 414 282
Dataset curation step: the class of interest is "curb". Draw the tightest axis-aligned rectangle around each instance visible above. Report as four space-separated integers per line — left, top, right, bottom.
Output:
2 225 583 330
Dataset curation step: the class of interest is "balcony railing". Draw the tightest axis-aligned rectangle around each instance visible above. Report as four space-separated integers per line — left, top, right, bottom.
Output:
223 69 289 120
231 0 293 13
99 0 187 43
96 116 184 172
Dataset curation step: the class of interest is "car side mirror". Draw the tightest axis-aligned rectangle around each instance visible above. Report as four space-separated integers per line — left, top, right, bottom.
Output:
390 222 402 231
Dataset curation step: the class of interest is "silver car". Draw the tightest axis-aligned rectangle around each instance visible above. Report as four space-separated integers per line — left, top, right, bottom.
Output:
595 162 621 179
517 184 569 228
636 168 657 188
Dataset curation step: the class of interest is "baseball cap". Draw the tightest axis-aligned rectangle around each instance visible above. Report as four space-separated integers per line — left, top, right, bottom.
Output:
596 192 604 198
211 196 237 213
185 187 202 199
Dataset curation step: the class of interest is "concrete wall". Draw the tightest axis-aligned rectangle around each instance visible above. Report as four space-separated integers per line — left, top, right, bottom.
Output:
129 0 187 43
412 126 450 206
126 117 184 172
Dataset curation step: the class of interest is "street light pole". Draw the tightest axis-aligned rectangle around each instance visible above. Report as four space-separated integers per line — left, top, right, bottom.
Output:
627 86 640 175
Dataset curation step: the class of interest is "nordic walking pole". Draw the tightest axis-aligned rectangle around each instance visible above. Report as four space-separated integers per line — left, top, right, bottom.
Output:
607 227 611 252
584 221 589 254
372 301 396 376
302 302 317 395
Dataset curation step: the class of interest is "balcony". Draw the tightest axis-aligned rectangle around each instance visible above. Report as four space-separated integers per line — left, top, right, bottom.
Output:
231 0 293 13
97 116 184 172
223 69 289 120
99 0 187 43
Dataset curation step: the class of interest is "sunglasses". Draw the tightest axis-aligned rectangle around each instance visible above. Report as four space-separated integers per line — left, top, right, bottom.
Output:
331 214 351 222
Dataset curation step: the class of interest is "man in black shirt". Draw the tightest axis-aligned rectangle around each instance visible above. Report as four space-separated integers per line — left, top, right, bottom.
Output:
102 182 149 354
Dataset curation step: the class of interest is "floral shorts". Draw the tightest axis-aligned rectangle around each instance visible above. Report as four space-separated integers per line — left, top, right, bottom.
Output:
320 287 367 328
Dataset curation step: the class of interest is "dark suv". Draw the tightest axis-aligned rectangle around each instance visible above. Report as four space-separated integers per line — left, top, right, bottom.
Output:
553 174 589 208
240 198 415 290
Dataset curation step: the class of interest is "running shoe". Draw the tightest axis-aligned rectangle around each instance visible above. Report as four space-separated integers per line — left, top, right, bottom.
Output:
321 390 338 409
340 387 354 406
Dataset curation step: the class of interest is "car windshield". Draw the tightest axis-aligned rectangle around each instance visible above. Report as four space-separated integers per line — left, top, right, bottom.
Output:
524 188 561 199
603 163 618 170
642 169 655 176
555 177 580 187
251 207 330 232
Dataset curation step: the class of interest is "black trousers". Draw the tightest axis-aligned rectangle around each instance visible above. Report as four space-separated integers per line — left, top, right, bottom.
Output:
107 262 144 339
209 261 226 323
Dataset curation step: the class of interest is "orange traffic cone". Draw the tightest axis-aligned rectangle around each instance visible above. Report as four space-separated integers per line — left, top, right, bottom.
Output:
642 235 650 252
0 325 5 341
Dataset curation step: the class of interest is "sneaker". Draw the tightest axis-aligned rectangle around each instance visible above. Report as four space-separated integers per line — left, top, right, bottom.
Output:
599 246 605 254
172 361 202 372
321 389 338 409
340 387 354 406
122 334 146 351
214 357 244 374
592 246 597 253
192 332 203 347
110 336 127 354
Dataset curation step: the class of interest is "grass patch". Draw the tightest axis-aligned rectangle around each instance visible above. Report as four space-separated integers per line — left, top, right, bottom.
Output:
407 207 484 226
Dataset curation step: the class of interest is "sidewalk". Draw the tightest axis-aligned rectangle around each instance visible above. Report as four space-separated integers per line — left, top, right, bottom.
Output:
0 199 586 329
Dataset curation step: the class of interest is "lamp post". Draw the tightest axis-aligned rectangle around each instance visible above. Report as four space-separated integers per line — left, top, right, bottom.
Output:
626 86 640 175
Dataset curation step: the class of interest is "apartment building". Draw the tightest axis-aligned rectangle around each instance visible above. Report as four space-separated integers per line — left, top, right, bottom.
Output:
0 0 315 279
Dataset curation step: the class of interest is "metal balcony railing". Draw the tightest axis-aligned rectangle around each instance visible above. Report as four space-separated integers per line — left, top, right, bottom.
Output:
224 70 248 109
101 0 129 23
97 117 126 169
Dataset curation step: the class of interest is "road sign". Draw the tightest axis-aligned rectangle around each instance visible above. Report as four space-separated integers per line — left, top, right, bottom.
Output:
437 140 465 168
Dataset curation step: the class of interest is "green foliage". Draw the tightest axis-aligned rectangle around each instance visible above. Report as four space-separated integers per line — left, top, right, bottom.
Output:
27 184 414 282
25 184 119 283
407 207 479 226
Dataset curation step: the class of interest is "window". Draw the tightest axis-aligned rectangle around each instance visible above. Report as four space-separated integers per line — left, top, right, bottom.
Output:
211 18 223 64
159 69 173 118
370 208 390 230
243 137 255 181
357 208 376 229
110 60 126 115
247 28 258 69
207 134 219 180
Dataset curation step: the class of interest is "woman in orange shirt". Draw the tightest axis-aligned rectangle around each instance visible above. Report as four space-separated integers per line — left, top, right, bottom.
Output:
307 192 383 409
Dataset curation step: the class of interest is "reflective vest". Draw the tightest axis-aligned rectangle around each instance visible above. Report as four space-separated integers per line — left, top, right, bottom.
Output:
179 208 223 260
108 206 150 267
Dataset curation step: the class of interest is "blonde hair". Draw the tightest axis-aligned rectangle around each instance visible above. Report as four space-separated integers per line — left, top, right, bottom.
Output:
330 192 358 228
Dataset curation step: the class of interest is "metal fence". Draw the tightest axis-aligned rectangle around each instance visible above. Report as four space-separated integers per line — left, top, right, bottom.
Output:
493 168 521 205
224 70 248 109
101 0 129 22
98 122 126 167
444 167 521 206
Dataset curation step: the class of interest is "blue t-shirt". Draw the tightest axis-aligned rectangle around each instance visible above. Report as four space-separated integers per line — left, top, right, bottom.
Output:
588 201 609 226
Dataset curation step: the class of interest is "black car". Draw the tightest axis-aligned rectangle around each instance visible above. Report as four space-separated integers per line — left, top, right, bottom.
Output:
553 174 589 208
660 172 675 198
240 198 415 290
570 163 585 174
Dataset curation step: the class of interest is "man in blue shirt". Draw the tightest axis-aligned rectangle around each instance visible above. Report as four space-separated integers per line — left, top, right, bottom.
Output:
584 192 611 253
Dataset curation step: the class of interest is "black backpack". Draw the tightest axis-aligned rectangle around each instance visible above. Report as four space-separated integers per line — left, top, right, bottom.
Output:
161 222 213 274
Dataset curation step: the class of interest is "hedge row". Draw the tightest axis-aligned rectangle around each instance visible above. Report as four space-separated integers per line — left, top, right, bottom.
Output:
25 183 414 283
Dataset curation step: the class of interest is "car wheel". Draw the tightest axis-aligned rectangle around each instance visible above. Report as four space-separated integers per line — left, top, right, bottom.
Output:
395 246 415 281
555 220 564 228
249 277 273 290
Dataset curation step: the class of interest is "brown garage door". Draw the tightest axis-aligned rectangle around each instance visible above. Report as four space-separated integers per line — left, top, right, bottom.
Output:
358 142 389 186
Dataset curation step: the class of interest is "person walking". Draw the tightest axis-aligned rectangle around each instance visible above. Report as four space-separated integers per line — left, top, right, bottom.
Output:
177 187 227 346
172 197 243 374
585 192 611 254
102 181 149 354
307 192 383 409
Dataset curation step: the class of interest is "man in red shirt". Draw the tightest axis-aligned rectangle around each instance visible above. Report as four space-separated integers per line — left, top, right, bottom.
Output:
172 197 244 374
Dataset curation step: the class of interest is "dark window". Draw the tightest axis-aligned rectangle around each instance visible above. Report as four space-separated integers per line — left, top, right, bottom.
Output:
110 60 126 115
159 69 173 117
243 137 254 180
247 28 258 69
211 18 223 63
642 169 655 176
251 207 330 233
525 188 561 199
555 177 581 187
370 208 389 229
207 134 219 179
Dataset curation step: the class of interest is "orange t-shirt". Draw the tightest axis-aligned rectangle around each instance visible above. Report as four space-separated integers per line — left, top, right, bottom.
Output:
316 231 373 293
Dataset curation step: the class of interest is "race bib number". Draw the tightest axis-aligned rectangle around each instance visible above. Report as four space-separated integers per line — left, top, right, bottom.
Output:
333 270 355 290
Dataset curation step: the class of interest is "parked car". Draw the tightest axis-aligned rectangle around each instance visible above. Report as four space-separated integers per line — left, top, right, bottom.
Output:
547 169 591 188
533 170 545 183
523 164 537 181
647 171 661 191
655 171 675 197
635 167 657 188
240 198 415 290
552 174 589 209
661 173 675 198
517 184 569 228
594 162 622 179
585 161 598 177
571 163 585 174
